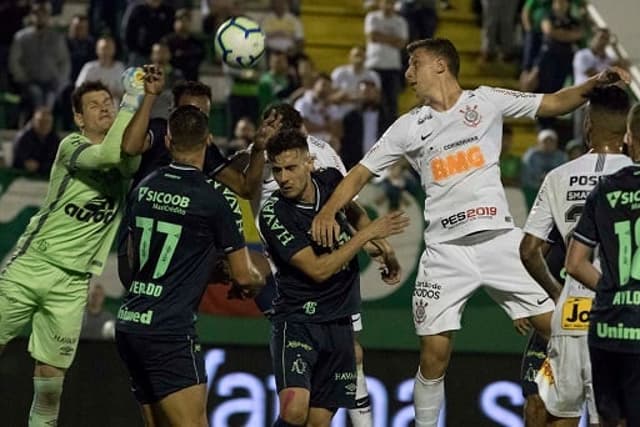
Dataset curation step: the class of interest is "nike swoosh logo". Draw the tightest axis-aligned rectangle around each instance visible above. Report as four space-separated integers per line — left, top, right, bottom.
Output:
263 178 274 184
537 297 550 305
421 132 433 141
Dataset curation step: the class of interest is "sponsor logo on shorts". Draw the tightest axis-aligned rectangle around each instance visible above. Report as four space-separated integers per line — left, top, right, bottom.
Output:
440 206 497 229
64 196 116 224
335 371 357 381
414 281 441 299
302 301 317 316
286 340 312 351
59 345 74 356
414 299 428 324
345 382 357 395
53 334 76 344
539 358 555 385
291 354 307 375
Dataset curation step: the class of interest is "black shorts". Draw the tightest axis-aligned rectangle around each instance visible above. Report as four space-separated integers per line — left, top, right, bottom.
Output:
589 345 640 425
270 318 356 410
520 332 548 397
115 331 207 404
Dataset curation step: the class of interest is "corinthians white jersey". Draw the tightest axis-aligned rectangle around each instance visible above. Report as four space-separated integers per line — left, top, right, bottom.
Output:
361 86 543 243
524 152 631 336
259 134 347 209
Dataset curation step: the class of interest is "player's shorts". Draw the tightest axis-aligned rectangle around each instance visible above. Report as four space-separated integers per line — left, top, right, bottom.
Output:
535 335 598 421
0 251 90 369
115 331 207 404
520 332 548 397
270 317 356 410
589 345 640 425
412 228 555 336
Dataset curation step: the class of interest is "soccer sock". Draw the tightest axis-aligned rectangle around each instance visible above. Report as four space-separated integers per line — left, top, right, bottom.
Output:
413 369 444 427
348 362 373 427
29 376 64 427
273 417 303 427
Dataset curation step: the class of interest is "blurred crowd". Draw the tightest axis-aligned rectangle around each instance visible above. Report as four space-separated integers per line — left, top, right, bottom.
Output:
0 0 632 212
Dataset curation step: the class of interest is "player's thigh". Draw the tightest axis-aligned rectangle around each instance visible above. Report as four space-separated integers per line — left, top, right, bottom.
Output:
589 345 623 425
536 336 587 419
270 321 318 397
29 268 89 369
478 229 554 323
310 320 356 412
307 406 335 427
140 404 158 427
0 254 43 345
413 245 480 336
153 383 207 427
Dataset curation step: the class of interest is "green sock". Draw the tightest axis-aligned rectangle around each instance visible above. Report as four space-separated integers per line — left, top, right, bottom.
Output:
29 376 64 427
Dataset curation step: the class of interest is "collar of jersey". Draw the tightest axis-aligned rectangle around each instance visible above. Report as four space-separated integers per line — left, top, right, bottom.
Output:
293 177 321 211
169 162 199 171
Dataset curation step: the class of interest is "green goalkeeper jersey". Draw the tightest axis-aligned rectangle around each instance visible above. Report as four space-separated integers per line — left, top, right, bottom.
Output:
12 110 140 275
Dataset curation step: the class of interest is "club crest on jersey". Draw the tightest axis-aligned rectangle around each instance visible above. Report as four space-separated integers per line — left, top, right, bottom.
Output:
460 105 481 128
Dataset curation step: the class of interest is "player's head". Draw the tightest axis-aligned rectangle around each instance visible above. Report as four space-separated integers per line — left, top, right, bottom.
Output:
405 38 460 97
71 81 115 135
172 81 212 117
589 28 610 54
584 85 630 150
624 103 640 161
166 105 211 159
349 45 366 67
266 129 313 200
262 103 303 132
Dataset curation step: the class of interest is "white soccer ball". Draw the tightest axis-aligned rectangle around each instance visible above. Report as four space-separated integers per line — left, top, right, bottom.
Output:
215 16 266 68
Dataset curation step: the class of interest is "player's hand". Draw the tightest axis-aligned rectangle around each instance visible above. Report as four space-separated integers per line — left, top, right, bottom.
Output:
142 64 165 96
311 208 341 248
227 281 261 300
595 66 631 86
364 211 410 241
120 66 145 112
254 110 282 151
378 249 402 285
513 318 532 336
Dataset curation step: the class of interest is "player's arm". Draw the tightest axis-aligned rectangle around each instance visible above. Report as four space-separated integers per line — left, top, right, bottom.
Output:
565 239 599 290
227 247 265 289
213 111 281 199
291 211 408 283
520 233 563 301
121 66 164 156
537 66 630 117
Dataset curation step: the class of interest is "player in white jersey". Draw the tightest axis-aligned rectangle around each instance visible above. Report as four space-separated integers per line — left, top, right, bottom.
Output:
310 37 631 426
254 103 398 427
520 86 632 426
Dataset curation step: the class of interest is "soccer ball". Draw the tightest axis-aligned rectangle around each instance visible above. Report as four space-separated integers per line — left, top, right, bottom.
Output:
215 16 266 68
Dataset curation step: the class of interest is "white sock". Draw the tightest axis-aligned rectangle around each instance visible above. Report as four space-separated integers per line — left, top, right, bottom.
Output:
413 369 444 427
29 376 64 427
348 362 373 427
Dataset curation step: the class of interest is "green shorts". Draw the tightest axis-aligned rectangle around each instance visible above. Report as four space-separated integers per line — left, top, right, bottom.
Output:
0 251 90 369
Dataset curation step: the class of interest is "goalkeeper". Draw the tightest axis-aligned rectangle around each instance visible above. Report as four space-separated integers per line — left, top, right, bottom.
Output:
0 69 154 426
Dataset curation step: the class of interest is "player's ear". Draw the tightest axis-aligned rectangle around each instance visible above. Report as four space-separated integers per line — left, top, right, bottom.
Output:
73 109 84 129
435 56 446 75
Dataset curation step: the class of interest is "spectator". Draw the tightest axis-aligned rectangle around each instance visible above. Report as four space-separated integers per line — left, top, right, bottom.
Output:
375 159 414 211
0 1 30 92
565 138 586 161
67 14 96 83
479 0 519 63
162 8 205 81
521 128 567 208
364 0 408 122
287 53 317 104
499 124 521 187
80 283 116 340
331 45 381 118
89 0 126 48
11 107 60 176
121 0 175 66
341 80 388 169
9 1 70 118
261 0 304 57
398 0 438 42
149 42 185 120
225 116 255 157
572 28 627 142
257 50 296 114
294 73 342 149
76 36 126 104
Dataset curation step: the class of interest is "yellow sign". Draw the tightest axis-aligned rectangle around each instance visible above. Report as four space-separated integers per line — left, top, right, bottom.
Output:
561 297 593 331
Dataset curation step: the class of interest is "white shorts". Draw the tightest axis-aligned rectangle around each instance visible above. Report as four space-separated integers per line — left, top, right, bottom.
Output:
535 335 598 421
412 228 554 336
352 313 363 333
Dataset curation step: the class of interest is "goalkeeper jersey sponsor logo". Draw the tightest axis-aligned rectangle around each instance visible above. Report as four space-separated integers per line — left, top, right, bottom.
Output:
64 196 116 224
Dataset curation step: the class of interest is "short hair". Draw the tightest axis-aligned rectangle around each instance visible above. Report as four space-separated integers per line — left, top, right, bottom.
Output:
406 38 460 78
262 103 302 131
585 85 631 134
168 105 209 151
628 103 640 137
266 129 309 161
172 81 212 106
71 81 112 113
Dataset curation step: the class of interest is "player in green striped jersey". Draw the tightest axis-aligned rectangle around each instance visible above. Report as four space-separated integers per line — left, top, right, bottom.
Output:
0 72 157 426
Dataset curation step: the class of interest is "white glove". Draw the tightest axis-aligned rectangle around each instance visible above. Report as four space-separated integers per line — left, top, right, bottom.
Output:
120 67 145 112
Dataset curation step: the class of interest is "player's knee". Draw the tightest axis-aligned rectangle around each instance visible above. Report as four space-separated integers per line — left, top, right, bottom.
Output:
34 361 66 379
523 395 546 427
279 397 309 425
419 344 451 378
353 340 363 365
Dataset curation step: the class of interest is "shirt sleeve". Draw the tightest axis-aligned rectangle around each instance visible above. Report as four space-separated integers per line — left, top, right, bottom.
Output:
523 173 555 240
60 110 134 171
259 200 311 263
573 185 599 247
204 144 230 177
210 188 246 254
359 113 411 176
477 86 543 119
